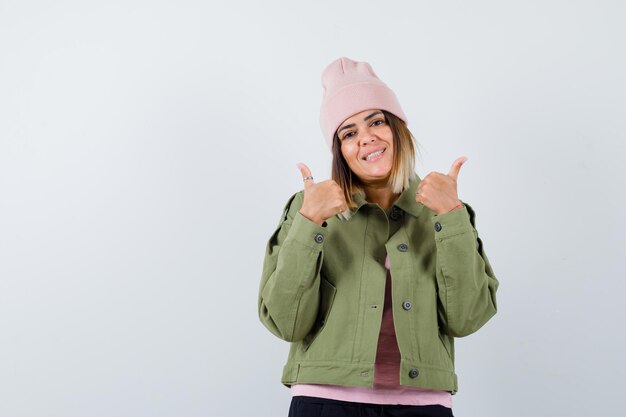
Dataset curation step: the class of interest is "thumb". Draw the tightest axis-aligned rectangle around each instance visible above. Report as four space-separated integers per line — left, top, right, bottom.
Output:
297 162 316 186
448 156 467 180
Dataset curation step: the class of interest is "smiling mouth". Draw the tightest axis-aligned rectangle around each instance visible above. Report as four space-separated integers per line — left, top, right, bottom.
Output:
364 148 385 161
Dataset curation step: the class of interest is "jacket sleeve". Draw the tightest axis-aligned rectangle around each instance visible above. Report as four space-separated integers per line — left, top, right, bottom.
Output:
433 202 499 337
258 192 328 342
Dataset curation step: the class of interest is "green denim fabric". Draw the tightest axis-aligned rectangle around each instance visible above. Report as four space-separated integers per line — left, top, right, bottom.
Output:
258 175 498 393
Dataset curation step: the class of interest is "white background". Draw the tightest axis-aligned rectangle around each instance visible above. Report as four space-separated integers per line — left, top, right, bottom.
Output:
1 1 625 416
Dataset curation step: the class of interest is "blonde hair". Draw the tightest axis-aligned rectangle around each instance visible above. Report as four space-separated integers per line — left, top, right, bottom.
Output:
331 111 416 209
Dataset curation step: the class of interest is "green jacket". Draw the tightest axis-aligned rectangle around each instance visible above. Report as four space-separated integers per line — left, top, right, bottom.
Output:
258 175 498 393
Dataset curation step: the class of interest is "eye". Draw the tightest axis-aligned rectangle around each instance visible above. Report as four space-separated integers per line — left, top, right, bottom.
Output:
370 119 385 127
342 131 356 141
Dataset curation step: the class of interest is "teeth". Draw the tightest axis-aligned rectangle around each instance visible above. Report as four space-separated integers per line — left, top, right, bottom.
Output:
366 149 384 161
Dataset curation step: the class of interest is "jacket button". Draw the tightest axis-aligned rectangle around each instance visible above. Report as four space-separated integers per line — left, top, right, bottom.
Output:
402 301 412 310
314 233 324 243
397 243 408 252
409 368 419 379
434 222 442 232
390 207 401 220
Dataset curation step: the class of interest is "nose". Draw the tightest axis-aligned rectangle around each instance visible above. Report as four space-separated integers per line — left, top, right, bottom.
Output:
359 130 376 146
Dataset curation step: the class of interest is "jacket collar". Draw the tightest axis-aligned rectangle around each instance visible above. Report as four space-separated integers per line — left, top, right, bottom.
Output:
394 174 426 218
351 174 426 219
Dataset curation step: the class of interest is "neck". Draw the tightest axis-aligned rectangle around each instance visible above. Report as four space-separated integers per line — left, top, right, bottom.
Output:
363 182 398 210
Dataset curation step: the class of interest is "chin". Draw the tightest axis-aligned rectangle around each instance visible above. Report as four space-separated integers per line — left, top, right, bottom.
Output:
360 173 392 183
366 168 392 179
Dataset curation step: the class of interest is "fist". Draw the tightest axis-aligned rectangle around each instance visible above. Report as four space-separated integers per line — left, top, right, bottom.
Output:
415 157 466 215
297 163 348 225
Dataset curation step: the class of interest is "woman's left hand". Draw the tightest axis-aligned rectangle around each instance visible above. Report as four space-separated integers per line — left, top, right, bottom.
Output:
415 156 467 215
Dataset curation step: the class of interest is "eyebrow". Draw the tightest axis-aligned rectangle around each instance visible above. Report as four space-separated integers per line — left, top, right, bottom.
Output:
337 111 384 135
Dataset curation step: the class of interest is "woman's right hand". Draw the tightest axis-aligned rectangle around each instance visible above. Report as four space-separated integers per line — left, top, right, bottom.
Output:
297 163 348 225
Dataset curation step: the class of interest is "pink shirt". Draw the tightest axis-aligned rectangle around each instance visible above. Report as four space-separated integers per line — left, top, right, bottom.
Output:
292 256 452 407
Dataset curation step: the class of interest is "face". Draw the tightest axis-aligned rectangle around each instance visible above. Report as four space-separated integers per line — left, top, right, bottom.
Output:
337 109 394 185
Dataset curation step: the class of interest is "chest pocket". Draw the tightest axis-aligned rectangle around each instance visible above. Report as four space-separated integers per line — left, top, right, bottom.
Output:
302 278 337 352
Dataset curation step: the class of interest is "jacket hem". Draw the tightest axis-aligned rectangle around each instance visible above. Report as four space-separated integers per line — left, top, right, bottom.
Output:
281 361 458 394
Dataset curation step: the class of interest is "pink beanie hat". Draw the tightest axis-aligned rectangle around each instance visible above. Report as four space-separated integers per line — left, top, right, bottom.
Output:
319 57 407 149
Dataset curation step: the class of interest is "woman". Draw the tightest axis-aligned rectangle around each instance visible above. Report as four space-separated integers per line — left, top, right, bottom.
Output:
258 57 499 417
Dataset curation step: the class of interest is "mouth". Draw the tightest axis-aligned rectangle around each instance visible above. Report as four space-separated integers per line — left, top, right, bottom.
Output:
363 148 386 161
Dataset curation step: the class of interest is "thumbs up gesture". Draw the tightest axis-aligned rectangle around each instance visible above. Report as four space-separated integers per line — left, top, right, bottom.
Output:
415 157 466 215
297 163 349 225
